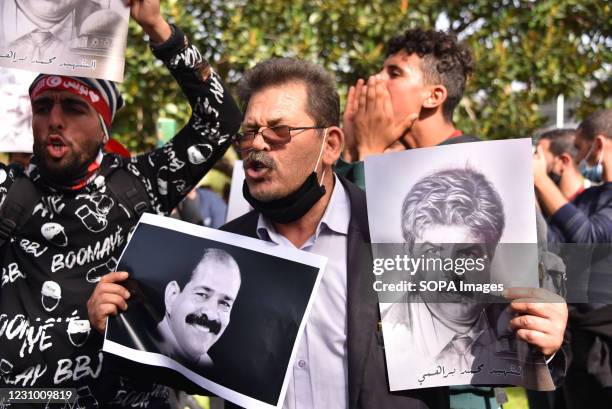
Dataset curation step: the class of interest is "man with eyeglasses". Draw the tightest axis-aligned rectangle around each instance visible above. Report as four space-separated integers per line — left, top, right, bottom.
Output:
221 57 451 409
219 53 570 409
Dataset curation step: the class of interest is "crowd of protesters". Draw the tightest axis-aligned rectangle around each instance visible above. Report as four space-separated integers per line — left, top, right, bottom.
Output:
0 2 610 409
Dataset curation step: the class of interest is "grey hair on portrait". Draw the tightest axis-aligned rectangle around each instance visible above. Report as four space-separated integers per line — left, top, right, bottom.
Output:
400 166 505 257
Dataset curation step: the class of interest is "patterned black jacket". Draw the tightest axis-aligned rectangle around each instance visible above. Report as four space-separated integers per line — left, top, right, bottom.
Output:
0 26 241 409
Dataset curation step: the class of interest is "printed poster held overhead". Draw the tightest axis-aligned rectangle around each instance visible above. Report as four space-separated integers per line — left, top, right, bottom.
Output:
0 0 130 82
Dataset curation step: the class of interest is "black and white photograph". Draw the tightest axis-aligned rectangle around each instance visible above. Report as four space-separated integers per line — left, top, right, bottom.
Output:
102 213 326 409
364 138 553 391
0 0 130 81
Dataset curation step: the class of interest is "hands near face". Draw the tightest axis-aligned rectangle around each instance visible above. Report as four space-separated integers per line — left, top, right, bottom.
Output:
532 144 550 187
343 75 418 162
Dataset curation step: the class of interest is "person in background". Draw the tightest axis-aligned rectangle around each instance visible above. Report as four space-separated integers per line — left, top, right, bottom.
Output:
533 109 612 409
336 28 475 189
536 128 591 202
534 110 612 244
337 27 570 408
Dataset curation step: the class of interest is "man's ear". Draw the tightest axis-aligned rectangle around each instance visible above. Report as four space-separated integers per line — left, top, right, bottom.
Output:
595 134 607 152
422 84 447 109
164 281 180 315
558 153 572 168
322 126 344 166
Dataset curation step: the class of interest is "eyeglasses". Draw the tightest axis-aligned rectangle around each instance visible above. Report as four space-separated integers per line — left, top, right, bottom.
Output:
234 125 326 149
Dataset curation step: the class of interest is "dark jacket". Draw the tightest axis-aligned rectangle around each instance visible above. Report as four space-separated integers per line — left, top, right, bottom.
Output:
222 176 449 409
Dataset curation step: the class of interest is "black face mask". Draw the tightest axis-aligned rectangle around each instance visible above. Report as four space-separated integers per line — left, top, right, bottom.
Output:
242 172 326 224
548 171 562 186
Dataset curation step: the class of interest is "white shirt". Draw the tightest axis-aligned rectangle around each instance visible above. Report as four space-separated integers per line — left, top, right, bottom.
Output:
256 176 350 409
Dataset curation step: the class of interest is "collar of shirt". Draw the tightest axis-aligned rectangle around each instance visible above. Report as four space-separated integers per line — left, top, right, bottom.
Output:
422 304 490 359
256 174 350 249
7 1 74 43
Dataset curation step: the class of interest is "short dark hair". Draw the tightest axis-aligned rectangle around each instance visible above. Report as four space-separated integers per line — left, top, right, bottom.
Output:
177 248 240 291
386 28 474 121
578 109 612 141
238 58 340 127
401 167 505 258
539 128 578 160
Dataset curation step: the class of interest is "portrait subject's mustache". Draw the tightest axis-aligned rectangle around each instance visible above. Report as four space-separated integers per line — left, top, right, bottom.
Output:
185 313 222 335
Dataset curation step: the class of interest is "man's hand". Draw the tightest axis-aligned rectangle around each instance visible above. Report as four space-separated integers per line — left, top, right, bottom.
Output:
124 0 172 43
532 145 550 188
87 271 131 334
341 79 362 162
504 287 568 357
533 145 568 215
343 75 418 161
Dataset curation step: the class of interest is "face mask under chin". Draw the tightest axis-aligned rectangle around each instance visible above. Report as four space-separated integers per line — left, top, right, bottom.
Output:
243 129 329 224
242 171 326 224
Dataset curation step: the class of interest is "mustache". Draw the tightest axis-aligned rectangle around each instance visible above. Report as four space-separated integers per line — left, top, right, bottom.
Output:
243 150 276 170
185 313 222 335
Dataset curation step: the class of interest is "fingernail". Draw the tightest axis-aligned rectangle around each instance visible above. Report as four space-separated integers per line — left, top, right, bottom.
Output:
125 291 131 299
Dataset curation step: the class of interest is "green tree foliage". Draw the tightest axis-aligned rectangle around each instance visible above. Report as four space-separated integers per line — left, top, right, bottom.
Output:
114 0 611 151
445 0 612 139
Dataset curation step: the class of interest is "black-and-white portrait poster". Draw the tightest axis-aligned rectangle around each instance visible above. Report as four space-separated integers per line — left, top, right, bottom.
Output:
0 0 130 82
364 138 555 391
102 213 326 409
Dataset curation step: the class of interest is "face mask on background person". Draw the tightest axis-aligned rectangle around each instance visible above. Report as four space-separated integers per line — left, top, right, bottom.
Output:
579 141 604 183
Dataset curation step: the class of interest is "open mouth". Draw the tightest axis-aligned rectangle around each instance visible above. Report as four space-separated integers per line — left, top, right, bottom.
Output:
245 160 270 179
47 135 68 159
